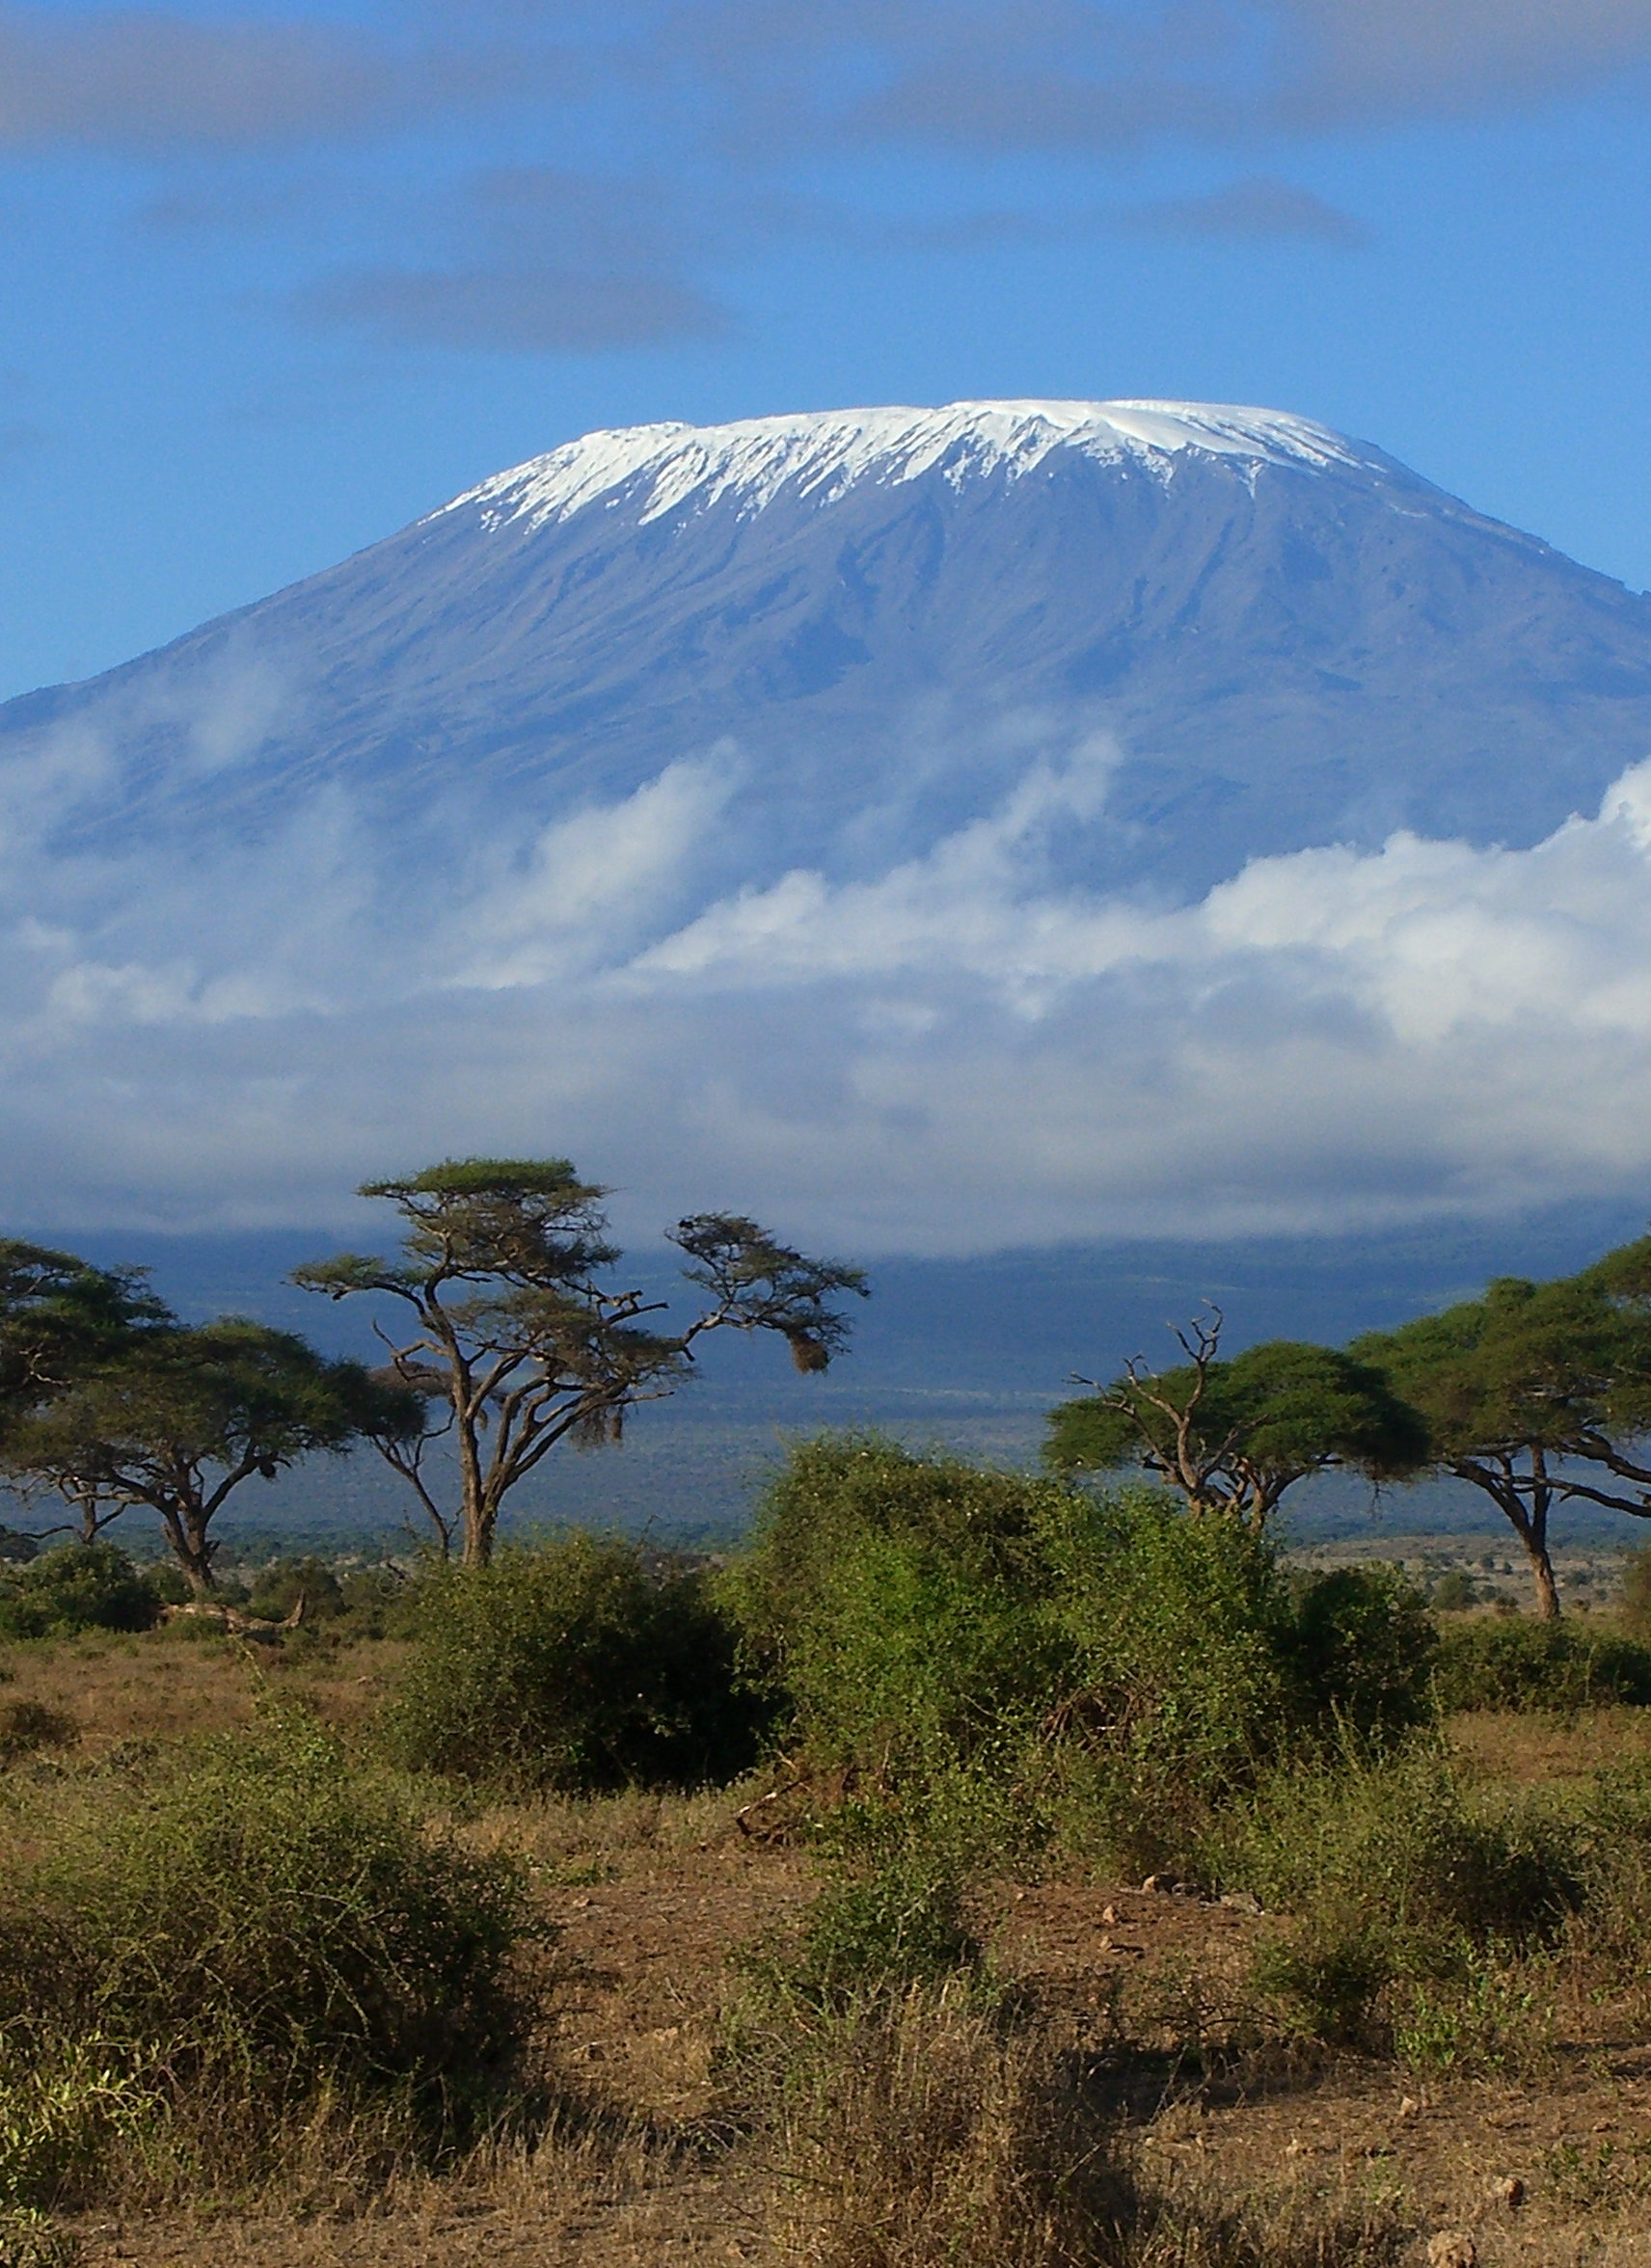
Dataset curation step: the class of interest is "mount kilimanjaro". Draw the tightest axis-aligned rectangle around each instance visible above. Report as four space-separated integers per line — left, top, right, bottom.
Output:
9 397 1651 899
6 399 1651 1257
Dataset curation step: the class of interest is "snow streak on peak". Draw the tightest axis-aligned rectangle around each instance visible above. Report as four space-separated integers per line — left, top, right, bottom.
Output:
438 399 1385 535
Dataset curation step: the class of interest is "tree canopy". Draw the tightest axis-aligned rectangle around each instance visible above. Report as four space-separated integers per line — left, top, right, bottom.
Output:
1354 1245 1651 1618
0 1240 169 1440
1 1317 406 1593
295 1157 868 1565
1045 1313 1428 1531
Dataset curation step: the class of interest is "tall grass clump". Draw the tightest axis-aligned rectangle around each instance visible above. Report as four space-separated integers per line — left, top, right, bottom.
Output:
0 1699 530 2205
758 1982 1414 2268
1204 1743 1585 2049
384 1533 769 1794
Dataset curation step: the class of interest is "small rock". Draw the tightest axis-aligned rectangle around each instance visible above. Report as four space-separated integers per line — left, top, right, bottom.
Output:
1398 2095 1421 2121
1100 1903 1119 1925
1096 1932 1113 1953
1486 2176 1526 2210
1220 1890 1263 1915
1426 2233 1476 2268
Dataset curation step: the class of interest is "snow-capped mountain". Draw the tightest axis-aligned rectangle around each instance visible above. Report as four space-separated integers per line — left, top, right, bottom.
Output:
8 398 1651 1248
11 398 1651 897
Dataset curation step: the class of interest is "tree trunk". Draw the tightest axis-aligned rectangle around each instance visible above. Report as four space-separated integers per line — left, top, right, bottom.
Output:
158 1501 217 1595
1454 1455 1561 1620
462 1489 496 1569
1526 1541 1562 1621
1525 1454 1561 1621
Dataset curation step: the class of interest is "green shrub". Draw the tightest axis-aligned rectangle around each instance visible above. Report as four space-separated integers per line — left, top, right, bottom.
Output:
1276 1563 1437 1747
1429 1569 1478 1612
0 1701 529 2202
726 1439 1306 1809
1209 1744 1584 1948
0 1545 160 1641
724 1438 1084 1781
338 1563 420 1636
724 1441 1444 1877
1209 1743 1586 2047
246 1554 344 1624
1432 1615 1651 1711
383 1534 767 1794
781 1852 984 2011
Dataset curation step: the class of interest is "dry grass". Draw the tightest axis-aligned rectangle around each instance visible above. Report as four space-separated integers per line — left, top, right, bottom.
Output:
1449 1707 1651 1785
0 1626 407 1757
14 1631 1651 2265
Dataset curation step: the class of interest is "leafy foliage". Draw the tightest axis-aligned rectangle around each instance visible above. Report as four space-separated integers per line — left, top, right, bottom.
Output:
0 1243 168 1438
0 1703 529 2202
1432 1614 1651 1711
1 1321 408 1594
1275 1563 1437 1745
723 1438 1439 1876
0 1544 160 1642
383 1534 770 1792
1355 1246 1651 1616
1045 1324 1426 1528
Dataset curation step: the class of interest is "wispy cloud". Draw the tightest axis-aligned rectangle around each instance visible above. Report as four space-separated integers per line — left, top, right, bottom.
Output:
0 0 1637 362
0 6 414 151
1123 176 1371 246
293 263 728 353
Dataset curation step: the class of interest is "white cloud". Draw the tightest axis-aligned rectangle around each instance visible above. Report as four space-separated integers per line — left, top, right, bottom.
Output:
6 735 1651 1252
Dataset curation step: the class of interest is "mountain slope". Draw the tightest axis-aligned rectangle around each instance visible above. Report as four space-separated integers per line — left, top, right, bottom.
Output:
11 399 1651 898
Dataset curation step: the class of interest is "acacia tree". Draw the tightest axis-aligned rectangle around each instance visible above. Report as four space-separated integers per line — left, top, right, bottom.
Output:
2 1318 407 1594
1044 1311 1428 1532
294 1157 869 1567
0 1240 173 1545
1355 1250 1651 1620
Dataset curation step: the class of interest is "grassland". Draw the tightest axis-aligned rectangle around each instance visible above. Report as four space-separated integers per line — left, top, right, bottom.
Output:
5 1591 1651 2268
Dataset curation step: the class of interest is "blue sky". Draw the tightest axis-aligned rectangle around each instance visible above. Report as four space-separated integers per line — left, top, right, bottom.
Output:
3 0 1651 701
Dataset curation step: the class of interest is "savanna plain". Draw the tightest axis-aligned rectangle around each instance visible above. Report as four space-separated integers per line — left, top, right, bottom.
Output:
8 1444 1651 2268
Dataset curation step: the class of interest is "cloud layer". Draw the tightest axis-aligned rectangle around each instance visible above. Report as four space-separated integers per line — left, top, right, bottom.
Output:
3 0 1647 356
7 701 1651 1253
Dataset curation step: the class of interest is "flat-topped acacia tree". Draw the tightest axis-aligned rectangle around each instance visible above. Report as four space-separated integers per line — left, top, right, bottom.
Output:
2 1315 406 1592
1044 1312 1428 1532
293 1158 869 1566
1355 1245 1651 1620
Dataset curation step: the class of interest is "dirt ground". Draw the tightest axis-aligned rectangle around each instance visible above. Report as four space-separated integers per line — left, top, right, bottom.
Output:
64 1846 1651 2267
9 1633 1651 2267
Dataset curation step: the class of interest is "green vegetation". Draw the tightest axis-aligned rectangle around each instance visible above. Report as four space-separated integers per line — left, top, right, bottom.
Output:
13 1208 1651 2259
0 1542 160 1640
1354 1244 1651 1618
724 1439 1436 1850
0 1701 528 2208
1045 1321 1427 1528
1432 1613 1651 1710
383 1532 771 1792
